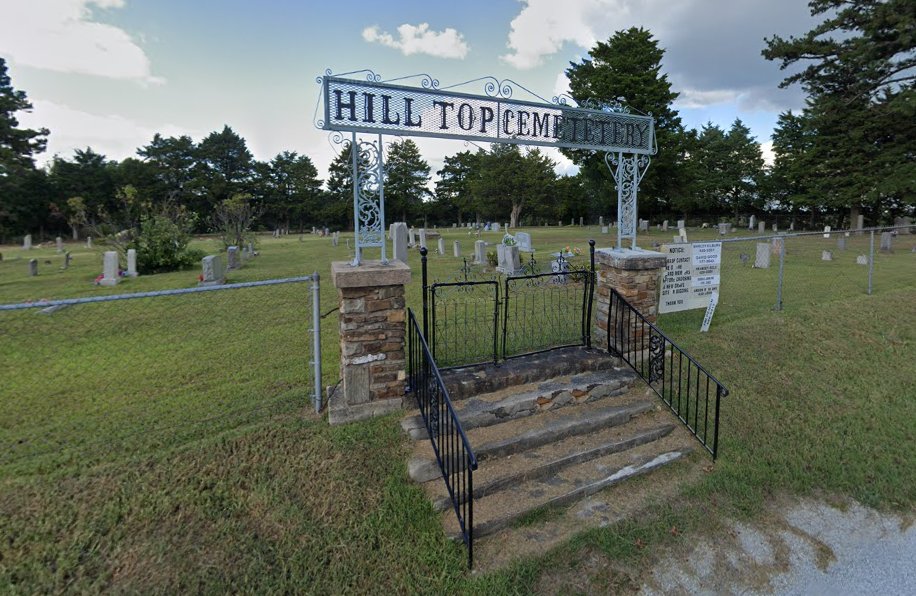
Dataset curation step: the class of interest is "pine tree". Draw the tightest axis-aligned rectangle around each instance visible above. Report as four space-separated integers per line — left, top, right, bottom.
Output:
384 139 430 224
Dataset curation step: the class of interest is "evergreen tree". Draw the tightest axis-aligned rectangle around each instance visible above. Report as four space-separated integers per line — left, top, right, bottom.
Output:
434 150 480 225
763 0 915 223
258 151 323 231
325 142 355 229
194 125 254 217
565 27 689 218
137 133 197 206
469 144 557 227
384 138 430 223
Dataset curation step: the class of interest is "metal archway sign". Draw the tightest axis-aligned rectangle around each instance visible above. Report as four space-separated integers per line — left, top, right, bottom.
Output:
315 70 656 264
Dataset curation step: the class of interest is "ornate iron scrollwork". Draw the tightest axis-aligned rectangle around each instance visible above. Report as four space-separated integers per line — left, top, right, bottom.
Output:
649 331 665 383
606 152 651 249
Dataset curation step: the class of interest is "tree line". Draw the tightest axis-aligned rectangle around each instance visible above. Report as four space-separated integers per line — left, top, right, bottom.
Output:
1 0 911 243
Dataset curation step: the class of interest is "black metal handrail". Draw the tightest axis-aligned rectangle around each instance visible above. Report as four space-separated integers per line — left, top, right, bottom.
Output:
406 308 479 568
606 289 729 459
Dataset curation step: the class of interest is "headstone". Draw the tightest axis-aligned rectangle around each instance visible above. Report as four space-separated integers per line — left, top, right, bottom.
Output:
662 220 668 231
408 227 416 247
497 244 520 274
579 216 584 226
418 228 427 250
474 240 486 265
504 222 509 231
599 216 604 226
677 220 685 230
492 222 500 232
227 246 241 270
126 248 138 277
856 214 865 234
601 226 609 234
570 217 575 226
391 222 408 263
453 241 461 257
199 255 226 286
789 222 795 231
86 236 93 249
856 255 868 265
28 258 37 276
672 235 683 244
837 237 846 251
246 241 255 257
62 251 72 270
437 237 445 255
516 231 533 252
679 227 688 242
718 223 728 236
754 243 770 269
558 220 563 227
821 250 833 261
823 226 831 238
23 234 31 250
452 223 457 228
879 232 892 252
749 215 756 230
758 222 765 234
100 251 119 286
56 237 63 253
332 232 339 247
772 223 778 232
639 219 649 232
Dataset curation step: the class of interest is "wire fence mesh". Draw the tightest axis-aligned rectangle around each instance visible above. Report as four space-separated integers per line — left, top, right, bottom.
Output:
672 225 916 325
0 276 320 477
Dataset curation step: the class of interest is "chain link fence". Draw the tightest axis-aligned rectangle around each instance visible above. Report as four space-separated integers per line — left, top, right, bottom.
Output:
0 276 321 476
687 225 915 322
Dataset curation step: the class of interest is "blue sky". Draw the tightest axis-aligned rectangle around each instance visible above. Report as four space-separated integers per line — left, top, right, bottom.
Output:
1 0 817 180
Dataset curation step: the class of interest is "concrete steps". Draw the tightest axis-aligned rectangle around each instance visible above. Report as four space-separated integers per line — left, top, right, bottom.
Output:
403 352 696 552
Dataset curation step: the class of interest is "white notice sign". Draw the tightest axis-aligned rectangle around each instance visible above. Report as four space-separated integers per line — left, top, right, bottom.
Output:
659 242 722 314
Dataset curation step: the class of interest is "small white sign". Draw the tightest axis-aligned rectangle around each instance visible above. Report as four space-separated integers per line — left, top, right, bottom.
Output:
659 242 722 314
700 291 719 332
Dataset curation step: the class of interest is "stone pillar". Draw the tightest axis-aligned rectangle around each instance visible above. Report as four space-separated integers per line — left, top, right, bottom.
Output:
593 248 667 354
330 260 411 424
126 249 138 277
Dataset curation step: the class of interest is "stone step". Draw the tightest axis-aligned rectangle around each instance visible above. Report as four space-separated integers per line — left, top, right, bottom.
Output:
400 368 638 440
443 440 694 540
408 397 654 483
440 346 620 402
425 412 677 512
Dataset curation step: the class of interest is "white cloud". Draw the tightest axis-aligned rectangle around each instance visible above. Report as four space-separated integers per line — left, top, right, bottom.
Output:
362 23 469 59
20 100 193 164
0 0 162 84
675 88 740 109
502 0 613 69
759 140 775 167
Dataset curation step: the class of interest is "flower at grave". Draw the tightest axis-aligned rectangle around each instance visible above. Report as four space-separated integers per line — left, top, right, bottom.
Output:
502 233 517 246
94 274 103 285
573 247 582 256
198 274 204 282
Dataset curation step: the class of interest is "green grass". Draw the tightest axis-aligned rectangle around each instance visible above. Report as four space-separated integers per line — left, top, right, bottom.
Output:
1 227 914 592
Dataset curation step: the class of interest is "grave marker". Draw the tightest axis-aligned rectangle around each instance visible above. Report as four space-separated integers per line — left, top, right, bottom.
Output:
856 255 868 265
837 237 846 251
437 237 445 255
516 232 533 252
749 215 756 230
86 236 93 248
199 255 226 286
28 258 37 276
391 222 408 263
126 248 138 277
879 232 892 252
23 234 31 250
419 228 427 250
62 251 72 270
227 246 241 270
474 240 486 264
823 226 831 238
56 237 63 253
754 243 770 268
821 250 833 261
453 241 461 257
758 222 765 234
601 226 609 234
100 251 119 286
677 220 685 230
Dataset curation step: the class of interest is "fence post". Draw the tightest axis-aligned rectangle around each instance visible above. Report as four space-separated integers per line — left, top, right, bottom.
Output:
311 272 322 413
775 236 785 311
868 230 874 295
420 247 429 339
586 239 596 348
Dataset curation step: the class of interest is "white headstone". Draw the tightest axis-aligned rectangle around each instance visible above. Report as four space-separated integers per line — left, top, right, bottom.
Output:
639 219 649 232
772 223 778 232
599 216 604 226
227 246 241 269
718 223 728 236
662 220 668 231
474 240 486 264
497 244 520 274
856 255 868 265
23 234 32 250
837 237 846 251
437 237 445 255
452 223 457 228
391 222 408 263
822 250 833 261
823 226 831 238
679 227 688 242
199 255 226 286
753 243 771 268
56 237 63 253
86 236 93 249
408 228 416 247
672 235 683 244
516 231 533 252
579 217 584 226
749 215 756 230
677 220 685 230
419 228 428 250
453 241 461 257
100 251 119 286
856 214 865 234
126 248 138 277
879 232 892 252
492 222 500 232
28 258 37 276
601 226 609 234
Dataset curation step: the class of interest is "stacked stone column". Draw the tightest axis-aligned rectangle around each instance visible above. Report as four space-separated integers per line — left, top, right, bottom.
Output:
593 248 667 355
330 261 411 424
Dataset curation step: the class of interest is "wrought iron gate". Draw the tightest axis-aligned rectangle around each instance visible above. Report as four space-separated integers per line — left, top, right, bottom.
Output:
421 241 595 370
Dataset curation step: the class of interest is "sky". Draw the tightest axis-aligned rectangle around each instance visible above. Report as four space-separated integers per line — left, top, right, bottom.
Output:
1 0 818 182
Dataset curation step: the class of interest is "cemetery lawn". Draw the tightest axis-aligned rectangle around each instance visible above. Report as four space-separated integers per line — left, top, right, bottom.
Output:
1 229 914 592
